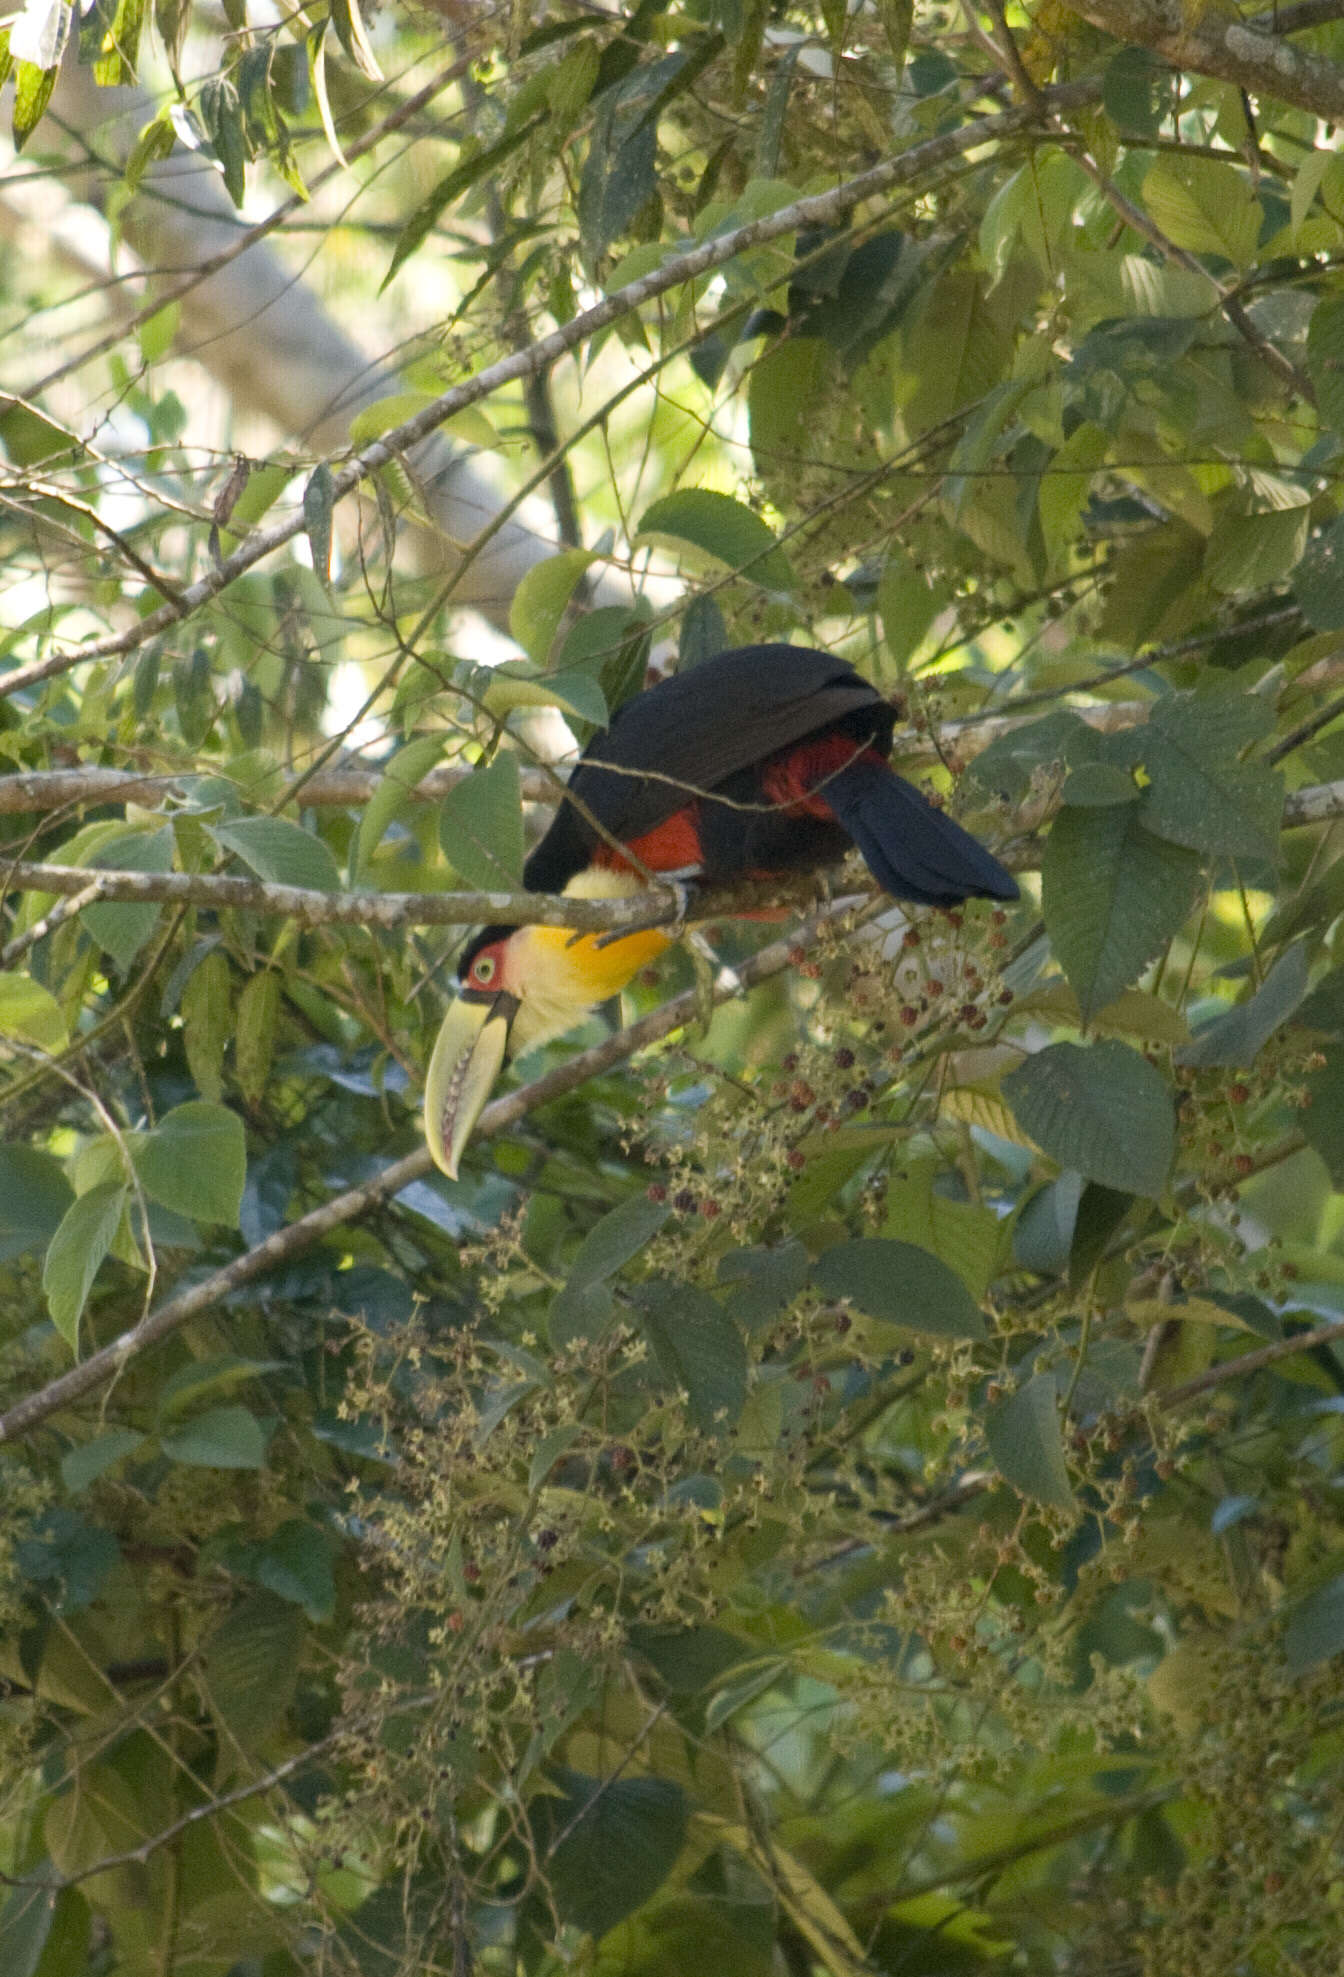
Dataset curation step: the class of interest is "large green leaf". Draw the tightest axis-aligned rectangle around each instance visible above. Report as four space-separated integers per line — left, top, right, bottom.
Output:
635 1281 748 1433
0 972 67 1051
438 752 525 891
812 1239 987 1339
1177 943 1310 1068
83 825 174 971
567 1194 670 1289
1292 516 1344 629
1115 691 1282 862
352 733 444 880
0 1145 74 1263
42 1181 127 1353
508 550 596 664
132 1101 246 1226
1141 156 1262 269
636 490 793 593
1284 1570 1344 1676
203 1591 303 1752
212 815 341 892
160 1404 269 1469
538 1770 688 1940
1307 292 1344 436
985 1372 1075 1511
1303 1043 1344 1183
1004 1041 1175 1198
1043 803 1202 1020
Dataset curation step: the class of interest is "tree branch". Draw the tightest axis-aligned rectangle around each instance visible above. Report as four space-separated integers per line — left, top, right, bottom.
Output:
2 777 1340 928
0 898 871 1444
1065 0 1344 121
1157 1317 1344 1410
0 80 1100 704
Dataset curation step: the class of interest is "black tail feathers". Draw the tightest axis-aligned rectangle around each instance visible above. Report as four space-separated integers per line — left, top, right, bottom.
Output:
822 758 1018 908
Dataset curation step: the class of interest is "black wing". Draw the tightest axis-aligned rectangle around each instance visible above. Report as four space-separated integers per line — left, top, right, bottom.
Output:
524 644 892 892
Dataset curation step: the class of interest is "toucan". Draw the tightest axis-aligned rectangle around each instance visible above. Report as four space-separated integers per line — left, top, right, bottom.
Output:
424 643 1017 1177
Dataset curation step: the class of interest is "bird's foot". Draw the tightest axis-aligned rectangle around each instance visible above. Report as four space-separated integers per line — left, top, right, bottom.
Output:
593 873 699 949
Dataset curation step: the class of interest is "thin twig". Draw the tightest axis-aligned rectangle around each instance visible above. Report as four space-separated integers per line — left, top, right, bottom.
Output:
1157 1317 1344 1411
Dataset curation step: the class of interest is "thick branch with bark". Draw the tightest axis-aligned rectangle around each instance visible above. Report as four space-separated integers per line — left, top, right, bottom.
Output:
1066 0 1344 120
2 777 1340 928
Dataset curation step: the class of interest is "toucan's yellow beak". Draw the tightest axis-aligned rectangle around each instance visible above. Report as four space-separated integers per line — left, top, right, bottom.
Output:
423 991 517 1179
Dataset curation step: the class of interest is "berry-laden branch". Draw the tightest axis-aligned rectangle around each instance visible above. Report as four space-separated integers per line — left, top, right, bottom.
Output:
0 897 877 1445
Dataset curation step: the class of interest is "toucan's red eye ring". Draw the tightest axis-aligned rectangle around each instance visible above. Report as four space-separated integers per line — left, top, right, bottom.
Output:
471 955 496 986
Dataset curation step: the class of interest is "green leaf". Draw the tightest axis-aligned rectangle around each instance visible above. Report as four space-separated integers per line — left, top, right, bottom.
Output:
249 1517 337 1620
160 1404 268 1469
1043 804 1202 1021
302 461 334 583
578 64 658 263
1115 691 1282 863
438 752 524 890
1293 516 1344 630
881 1162 1004 1297
1013 1172 1084 1276
83 825 174 971
180 947 232 1103
1038 420 1109 570
1059 762 1141 807
812 1239 987 1339
539 1770 688 1939
985 1372 1075 1511
1307 292 1344 436
235 970 280 1109
1177 942 1310 1068
637 490 793 593
0 1880 61 1977
1285 1570 1344 1676
716 1240 809 1332
1102 44 1176 135
158 1354 283 1421
748 337 826 479
0 971 67 1050
203 1591 303 1750
61 1430 146 1494
877 547 946 671
0 1145 74 1262
474 660 609 730
43 1181 127 1354
568 1194 670 1289
1004 1040 1176 1198
528 1423 583 1493
1141 156 1262 269
212 815 341 892
548 1280 616 1350
1303 1042 1344 1183
132 1101 245 1226
902 270 1014 438
1203 504 1308 596
12 56 59 149
509 550 596 664
635 1281 748 1433
352 733 443 880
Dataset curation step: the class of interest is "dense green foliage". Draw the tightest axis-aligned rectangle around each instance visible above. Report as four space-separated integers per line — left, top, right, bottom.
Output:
4 2 1344 1972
